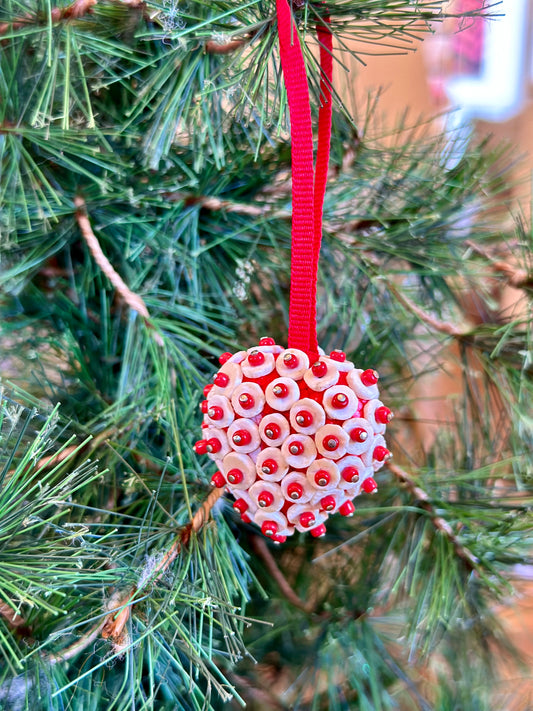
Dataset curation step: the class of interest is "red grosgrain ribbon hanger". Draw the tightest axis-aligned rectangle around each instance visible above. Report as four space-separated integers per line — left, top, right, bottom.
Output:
276 0 333 361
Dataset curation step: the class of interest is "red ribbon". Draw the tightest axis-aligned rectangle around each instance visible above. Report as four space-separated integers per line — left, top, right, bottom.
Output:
276 0 333 361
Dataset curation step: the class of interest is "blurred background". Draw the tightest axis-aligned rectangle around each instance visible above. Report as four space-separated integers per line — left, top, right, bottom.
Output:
350 0 533 703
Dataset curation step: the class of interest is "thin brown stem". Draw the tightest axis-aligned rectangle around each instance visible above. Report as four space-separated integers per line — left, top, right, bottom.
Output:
466 240 533 290
0 0 96 35
387 461 478 569
249 535 313 613
386 280 466 337
74 197 163 345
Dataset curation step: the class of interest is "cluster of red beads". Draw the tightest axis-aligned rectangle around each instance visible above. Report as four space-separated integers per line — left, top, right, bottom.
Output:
194 338 392 543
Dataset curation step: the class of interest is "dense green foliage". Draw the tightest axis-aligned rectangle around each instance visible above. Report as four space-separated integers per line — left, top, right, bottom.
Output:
0 0 531 709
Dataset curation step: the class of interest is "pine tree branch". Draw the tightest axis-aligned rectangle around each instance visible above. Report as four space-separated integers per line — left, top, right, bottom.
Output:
249 535 313 613
465 240 533 290
0 0 96 35
74 197 163 345
0 602 26 630
387 461 478 570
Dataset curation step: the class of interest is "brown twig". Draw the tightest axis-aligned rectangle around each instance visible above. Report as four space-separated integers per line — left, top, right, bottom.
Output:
0 602 26 630
465 240 533 290
387 461 478 569
100 487 224 645
0 0 96 35
249 535 313 613
74 197 163 345
386 280 466 337
205 37 248 55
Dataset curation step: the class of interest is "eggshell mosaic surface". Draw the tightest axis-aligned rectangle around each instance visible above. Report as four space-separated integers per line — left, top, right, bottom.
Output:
194 338 392 543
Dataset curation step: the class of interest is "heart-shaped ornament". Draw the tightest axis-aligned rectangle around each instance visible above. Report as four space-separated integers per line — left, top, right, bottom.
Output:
194 338 392 542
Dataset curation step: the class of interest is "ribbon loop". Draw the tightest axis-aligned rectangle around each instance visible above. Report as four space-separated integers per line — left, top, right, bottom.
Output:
276 0 333 360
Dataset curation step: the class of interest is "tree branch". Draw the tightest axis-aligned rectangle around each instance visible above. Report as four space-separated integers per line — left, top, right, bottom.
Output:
387 461 478 570
74 196 163 345
249 535 313 613
466 240 533 290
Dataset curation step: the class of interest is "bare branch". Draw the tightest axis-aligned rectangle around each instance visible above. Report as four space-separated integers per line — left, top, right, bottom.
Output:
466 240 533 290
387 461 478 569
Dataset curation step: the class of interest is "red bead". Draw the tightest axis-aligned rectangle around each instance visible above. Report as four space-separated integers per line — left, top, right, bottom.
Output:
310 523 327 538
194 439 208 455
264 423 281 440
219 352 232 365
299 512 316 528
314 470 331 487
232 429 251 446
258 491 274 508
329 350 346 362
287 483 303 500
261 520 278 537
320 495 336 511
203 383 214 397
248 350 265 366
341 466 360 483
331 393 349 409
361 369 379 386
350 427 368 443
272 533 287 543
207 405 223 420
272 383 289 398
283 353 299 369
288 441 304 456
373 446 391 462
339 500 355 517
375 406 392 424
241 513 252 523
206 437 221 453
213 372 229 387
226 468 244 485
362 477 378 494
238 393 255 409
233 498 248 514
261 459 278 475
295 410 313 427
323 435 339 451
259 337 276 346
311 361 328 377
200 400 209 414
211 471 226 488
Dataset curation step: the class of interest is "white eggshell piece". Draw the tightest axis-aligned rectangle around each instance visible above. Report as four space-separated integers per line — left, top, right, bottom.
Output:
361 433 388 471
322 385 359 420
337 454 365 484
303 358 339 392
315 424 349 459
325 354 354 372
306 459 341 489
222 452 257 490
311 488 345 513
289 398 326 435
248 447 262 463
253 510 291 536
255 447 289 482
287 503 327 533
205 394 235 428
258 413 290 447
228 351 247 364
347 369 379 400
254 344 284 355
275 348 309 380
281 434 317 469
248 481 285 512
210 361 243 397
363 399 387 435
265 377 300 411
280 471 314 504
204 427 231 460
231 489 258 516
231 382 265 417
342 417 374 455
241 349 276 378
227 418 261 454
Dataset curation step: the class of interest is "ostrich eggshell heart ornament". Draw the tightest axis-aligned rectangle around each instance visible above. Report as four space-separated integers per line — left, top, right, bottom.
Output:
194 339 392 542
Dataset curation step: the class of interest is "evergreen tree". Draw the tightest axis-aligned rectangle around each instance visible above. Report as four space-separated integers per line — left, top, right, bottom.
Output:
0 0 532 709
